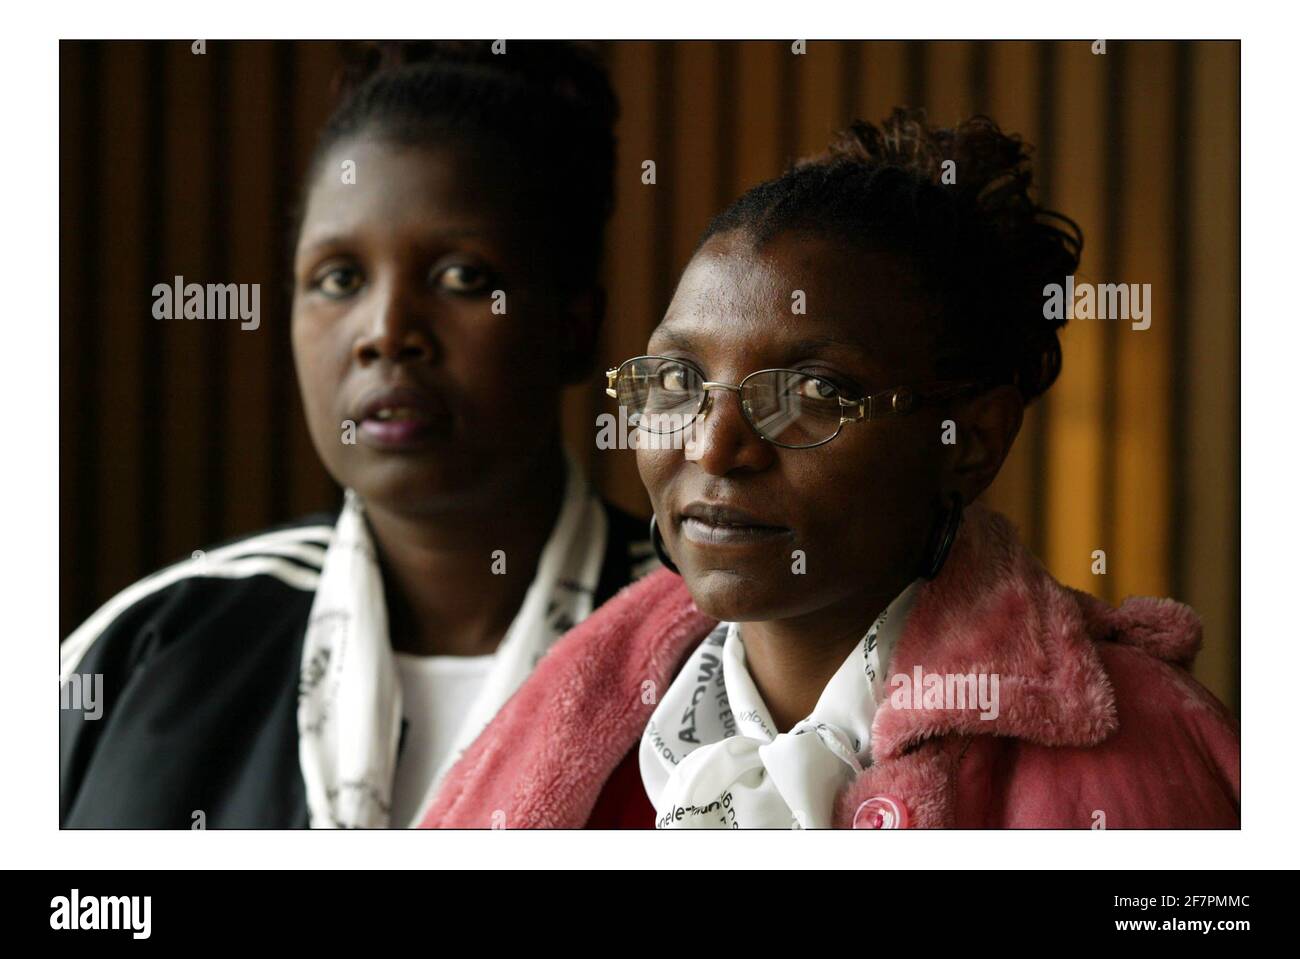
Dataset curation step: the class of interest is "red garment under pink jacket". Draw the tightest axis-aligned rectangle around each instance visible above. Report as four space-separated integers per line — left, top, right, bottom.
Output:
420 504 1240 829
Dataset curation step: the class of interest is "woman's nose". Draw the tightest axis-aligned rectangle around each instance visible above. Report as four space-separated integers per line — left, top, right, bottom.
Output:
352 280 437 365
687 387 776 475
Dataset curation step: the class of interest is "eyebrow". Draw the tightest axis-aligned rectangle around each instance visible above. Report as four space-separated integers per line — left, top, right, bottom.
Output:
785 335 870 357
296 228 489 256
651 326 869 359
650 326 696 351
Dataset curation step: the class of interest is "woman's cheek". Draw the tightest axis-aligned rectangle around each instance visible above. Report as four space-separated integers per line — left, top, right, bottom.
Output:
292 315 347 469
805 444 907 556
635 446 676 516
453 319 561 424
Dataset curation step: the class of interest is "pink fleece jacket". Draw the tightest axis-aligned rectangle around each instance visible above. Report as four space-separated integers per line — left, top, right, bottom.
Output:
420 504 1240 829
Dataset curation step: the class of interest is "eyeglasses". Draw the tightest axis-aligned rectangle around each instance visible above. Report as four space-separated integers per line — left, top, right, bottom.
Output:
605 354 989 450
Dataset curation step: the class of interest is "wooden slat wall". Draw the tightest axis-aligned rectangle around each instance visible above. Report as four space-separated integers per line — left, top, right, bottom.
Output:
981 41 1045 553
59 40 1241 712
1183 41 1241 712
1044 42 1108 598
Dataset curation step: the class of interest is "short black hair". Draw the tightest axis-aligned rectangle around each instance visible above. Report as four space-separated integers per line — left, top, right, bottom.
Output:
296 40 620 293
698 107 1083 403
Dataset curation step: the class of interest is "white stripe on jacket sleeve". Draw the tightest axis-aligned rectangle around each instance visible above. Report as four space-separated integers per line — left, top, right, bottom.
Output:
60 526 333 679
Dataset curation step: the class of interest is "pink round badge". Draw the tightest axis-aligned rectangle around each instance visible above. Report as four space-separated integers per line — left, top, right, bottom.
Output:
853 795 909 829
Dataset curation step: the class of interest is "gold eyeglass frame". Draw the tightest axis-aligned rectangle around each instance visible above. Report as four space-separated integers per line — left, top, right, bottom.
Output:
605 354 989 450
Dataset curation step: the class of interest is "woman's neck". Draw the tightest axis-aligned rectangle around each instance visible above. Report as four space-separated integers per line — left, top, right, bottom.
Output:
363 449 568 658
736 575 913 733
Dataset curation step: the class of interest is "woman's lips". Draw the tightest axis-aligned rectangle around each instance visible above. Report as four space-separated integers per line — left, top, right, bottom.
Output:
352 385 450 451
677 502 792 548
360 414 434 448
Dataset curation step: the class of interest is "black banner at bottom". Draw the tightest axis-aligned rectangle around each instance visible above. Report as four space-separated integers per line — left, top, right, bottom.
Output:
7 868 1282 944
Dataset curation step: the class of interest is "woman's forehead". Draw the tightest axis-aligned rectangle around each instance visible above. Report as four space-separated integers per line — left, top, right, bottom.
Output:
651 319 869 362
658 233 932 362
299 139 520 244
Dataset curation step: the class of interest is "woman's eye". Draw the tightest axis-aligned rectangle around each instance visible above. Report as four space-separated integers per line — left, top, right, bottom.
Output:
797 376 839 400
315 266 362 298
434 264 490 294
659 364 694 392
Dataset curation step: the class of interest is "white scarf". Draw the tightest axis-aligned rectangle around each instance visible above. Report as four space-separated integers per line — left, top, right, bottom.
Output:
297 454 608 827
640 580 922 829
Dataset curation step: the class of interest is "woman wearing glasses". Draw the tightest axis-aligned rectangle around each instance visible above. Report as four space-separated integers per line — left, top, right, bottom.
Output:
421 109 1240 829
60 42 657 828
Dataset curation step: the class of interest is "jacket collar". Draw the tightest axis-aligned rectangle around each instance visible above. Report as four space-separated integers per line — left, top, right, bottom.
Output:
834 503 1202 828
871 504 1119 760
871 504 1202 761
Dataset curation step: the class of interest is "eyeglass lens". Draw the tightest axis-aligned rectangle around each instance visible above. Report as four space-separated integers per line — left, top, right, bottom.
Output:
616 357 844 448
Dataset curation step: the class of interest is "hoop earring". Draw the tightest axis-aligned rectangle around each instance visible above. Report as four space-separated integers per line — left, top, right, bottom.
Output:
921 492 964 580
650 514 681 575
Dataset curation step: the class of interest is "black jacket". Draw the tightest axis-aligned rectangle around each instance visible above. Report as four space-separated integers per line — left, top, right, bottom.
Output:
60 502 654 828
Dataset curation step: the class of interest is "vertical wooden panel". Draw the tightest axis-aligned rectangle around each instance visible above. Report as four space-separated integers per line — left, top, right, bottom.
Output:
671 41 722 275
199 42 231 545
924 40 973 124
160 40 214 564
650 43 678 323
1114 42 1175 600
1096 46 1125 604
1043 41 1107 591
905 42 928 107
714 42 738 213
967 40 990 114
1024 41 1061 561
267 41 299 524
795 41 847 158
60 41 95 635
288 41 345 518
735 41 783 193
838 42 863 130
137 43 167 576
859 41 908 121
223 42 276 536
1168 42 1193 603
598 41 660 516
1184 41 1240 711
94 42 147 604
980 41 1044 545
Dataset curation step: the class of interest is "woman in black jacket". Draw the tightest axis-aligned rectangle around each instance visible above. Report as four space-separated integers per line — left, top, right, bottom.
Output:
61 42 656 828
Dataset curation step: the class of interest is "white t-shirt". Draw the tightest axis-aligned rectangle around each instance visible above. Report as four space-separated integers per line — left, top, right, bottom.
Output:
391 651 496 826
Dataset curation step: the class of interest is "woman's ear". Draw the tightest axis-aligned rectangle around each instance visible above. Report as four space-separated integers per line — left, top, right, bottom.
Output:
945 384 1024 502
557 285 606 385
